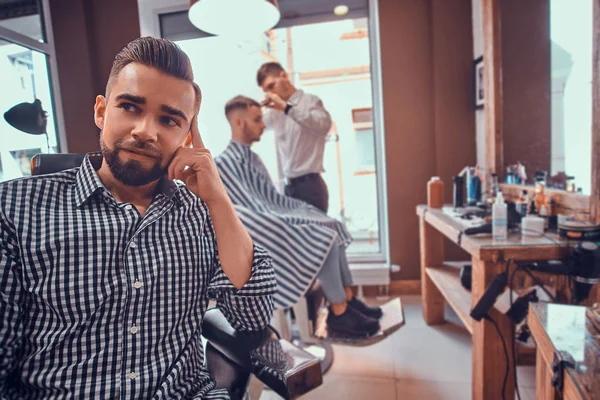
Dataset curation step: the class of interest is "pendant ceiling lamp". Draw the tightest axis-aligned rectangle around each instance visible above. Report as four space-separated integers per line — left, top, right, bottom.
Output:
189 0 280 37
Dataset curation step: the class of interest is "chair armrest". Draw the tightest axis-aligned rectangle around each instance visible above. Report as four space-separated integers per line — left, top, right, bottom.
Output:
202 308 322 399
202 308 272 369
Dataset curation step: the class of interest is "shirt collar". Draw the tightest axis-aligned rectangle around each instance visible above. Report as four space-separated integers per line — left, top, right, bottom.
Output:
74 152 180 208
74 153 106 207
229 140 252 158
231 139 251 149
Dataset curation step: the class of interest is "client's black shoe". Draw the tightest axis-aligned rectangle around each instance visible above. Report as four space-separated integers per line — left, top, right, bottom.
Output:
348 296 383 319
326 306 380 337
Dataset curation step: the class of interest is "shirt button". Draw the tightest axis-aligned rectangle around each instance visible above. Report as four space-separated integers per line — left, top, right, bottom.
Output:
127 372 137 380
130 242 137 249
133 280 143 289
130 325 139 334
125 205 133 211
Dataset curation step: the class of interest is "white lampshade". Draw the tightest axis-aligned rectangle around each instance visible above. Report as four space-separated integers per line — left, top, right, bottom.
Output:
189 0 281 37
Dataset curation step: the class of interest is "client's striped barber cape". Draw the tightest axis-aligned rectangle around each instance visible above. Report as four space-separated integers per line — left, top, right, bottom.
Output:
215 141 352 309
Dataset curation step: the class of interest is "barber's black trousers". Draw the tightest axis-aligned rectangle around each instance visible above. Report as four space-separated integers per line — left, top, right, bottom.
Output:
284 173 329 213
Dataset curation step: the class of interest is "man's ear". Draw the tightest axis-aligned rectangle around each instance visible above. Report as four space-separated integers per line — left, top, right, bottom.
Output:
234 116 244 129
94 95 107 130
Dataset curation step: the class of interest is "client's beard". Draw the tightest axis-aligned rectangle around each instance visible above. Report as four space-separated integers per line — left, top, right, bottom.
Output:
100 137 166 187
242 122 260 143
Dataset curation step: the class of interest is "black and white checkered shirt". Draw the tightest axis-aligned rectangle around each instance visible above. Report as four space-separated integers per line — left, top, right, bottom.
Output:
0 154 276 399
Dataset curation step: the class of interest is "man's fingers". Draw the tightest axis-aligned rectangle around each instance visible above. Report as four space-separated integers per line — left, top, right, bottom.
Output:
169 153 190 181
168 155 182 181
189 116 205 149
182 169 196 187
168 149 213 181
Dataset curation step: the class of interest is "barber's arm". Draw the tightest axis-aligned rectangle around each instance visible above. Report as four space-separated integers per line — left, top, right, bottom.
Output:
265 93 332 136
0 208 24 395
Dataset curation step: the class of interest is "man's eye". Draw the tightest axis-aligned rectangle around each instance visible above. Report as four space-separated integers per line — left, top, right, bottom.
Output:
119 103 139 113
160 116 178 127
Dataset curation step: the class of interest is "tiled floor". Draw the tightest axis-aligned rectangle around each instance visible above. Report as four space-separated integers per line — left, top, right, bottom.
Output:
260 295 537 400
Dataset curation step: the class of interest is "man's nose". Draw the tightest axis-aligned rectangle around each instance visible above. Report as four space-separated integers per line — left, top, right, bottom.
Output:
131 117 158 142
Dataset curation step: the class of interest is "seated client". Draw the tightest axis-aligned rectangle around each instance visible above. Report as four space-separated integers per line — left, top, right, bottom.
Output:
214 95 382 337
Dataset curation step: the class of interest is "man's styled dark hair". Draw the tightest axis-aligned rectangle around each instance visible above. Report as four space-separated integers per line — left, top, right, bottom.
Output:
107 36 202 107
224 95 261 119
256 62 285 87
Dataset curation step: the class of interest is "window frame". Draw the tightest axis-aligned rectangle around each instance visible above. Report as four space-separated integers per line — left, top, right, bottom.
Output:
141 0 390 265
0 0 68 152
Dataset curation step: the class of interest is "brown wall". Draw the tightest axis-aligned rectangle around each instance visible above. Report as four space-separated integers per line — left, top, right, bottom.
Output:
379 0 476 279
50 0 140 153
501 0 551 178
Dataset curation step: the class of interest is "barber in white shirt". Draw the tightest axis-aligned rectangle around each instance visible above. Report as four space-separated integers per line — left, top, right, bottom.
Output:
257 62 332 213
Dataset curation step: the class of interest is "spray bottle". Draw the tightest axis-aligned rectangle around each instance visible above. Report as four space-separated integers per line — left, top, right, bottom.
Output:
492 191 508 240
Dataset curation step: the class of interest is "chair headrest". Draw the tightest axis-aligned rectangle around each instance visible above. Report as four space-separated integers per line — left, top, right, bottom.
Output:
30 153 89 176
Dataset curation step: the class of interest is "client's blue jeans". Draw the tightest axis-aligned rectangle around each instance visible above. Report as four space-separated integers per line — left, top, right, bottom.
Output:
317 244 353 304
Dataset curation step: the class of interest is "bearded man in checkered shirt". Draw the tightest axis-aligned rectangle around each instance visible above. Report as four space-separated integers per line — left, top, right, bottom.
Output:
0 37 276 399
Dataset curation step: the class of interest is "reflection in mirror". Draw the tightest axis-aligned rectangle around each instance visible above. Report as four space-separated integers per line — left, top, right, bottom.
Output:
501 0 592 195
550 0 592 194
546 304 586 362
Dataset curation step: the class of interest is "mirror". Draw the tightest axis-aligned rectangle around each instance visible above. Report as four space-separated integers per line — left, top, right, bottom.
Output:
549 0 592 194
500 0 592 195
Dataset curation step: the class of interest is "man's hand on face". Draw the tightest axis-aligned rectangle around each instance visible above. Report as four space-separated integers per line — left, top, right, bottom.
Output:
262 92 286 112
168 116 228 205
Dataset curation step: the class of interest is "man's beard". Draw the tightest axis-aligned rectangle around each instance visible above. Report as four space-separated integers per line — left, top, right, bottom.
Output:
100 136 166 187
243 122 261 143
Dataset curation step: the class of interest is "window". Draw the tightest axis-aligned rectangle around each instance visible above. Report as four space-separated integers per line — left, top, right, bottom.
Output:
0 0 64 182
352 108 375 173
0 40 59 181
157 2 387 260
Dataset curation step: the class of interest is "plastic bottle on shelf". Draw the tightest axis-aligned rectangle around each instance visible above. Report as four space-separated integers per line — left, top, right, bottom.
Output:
427 177 444 209
515 189 529 217
492 191 508 240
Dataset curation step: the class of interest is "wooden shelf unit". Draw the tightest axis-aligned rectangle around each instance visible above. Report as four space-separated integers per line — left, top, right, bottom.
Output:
425 265 473 334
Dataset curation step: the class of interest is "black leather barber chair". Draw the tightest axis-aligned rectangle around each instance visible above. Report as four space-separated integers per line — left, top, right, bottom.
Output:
270 280 335 374
31 153 323 400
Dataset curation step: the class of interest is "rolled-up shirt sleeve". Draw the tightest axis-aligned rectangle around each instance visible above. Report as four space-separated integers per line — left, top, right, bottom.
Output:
206 232 276 331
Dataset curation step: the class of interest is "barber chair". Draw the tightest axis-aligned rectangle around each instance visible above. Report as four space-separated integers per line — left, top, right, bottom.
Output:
30 152 323 400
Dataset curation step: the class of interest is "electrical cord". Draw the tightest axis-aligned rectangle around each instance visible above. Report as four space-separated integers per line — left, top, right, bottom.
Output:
484 313 510 400
517 266 557 302
507 260 522 400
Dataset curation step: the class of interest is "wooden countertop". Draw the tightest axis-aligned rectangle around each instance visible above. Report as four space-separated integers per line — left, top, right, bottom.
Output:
417 205 571 262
